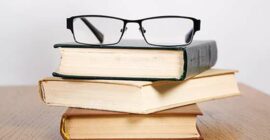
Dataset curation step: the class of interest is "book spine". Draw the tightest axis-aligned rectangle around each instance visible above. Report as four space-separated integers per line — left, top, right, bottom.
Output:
60 115 70 140
181 41 217 80
38 80 46 103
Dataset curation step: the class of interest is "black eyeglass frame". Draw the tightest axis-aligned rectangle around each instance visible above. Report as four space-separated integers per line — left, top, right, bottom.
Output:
67 15 201 47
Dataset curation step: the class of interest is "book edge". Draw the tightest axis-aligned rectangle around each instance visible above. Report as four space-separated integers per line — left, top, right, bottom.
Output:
62 104 202 117
44 69 237 87
38 79 46 103
60 115 70 140
54 40 215 50
142 92 240 114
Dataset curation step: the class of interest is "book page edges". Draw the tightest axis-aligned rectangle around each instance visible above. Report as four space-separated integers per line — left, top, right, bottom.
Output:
142 91 240 114
60 115 70 140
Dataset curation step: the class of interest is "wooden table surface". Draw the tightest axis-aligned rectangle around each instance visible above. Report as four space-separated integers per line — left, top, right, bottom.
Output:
0 84 269 140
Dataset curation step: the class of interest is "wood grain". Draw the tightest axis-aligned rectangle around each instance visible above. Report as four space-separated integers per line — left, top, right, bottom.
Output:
198 84 270 140
0 84 269 140
0 86 66 140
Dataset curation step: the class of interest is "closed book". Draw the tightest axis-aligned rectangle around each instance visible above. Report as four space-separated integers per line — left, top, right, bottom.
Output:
53 40 217 81
39 69 240 114
60 104 203 140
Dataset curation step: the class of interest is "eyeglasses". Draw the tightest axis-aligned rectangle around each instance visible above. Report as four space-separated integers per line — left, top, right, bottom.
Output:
67 15 201 46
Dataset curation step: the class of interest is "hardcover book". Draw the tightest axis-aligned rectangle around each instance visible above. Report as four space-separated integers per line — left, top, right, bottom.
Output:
39 69 240 114
53 40 217 81
60 104 203 140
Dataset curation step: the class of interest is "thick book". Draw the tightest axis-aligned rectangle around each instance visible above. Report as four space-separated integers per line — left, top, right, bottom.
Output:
53 40 217 81
39 69 240 114
60 104 203 140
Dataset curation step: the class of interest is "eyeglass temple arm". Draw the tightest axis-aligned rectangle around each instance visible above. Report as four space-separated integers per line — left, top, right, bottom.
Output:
185 29 193 43
185 19 200 43
80 17 104 43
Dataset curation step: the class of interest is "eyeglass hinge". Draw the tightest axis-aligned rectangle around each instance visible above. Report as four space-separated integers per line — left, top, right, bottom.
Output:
195 20 201 31
66 18 73 30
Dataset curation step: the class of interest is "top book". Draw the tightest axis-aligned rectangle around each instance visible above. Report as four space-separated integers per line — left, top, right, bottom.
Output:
53 40 217 81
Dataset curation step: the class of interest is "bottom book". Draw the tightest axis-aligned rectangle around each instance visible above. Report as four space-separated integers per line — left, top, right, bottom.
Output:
60 104 203 140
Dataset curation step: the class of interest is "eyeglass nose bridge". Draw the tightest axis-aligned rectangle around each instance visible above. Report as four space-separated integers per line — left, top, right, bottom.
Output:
122 20 146 34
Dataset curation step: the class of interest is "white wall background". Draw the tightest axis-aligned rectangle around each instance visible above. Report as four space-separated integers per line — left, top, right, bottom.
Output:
0 0 270 94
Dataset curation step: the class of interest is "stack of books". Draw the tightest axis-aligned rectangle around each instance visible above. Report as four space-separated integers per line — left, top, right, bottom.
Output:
39 40 240 140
